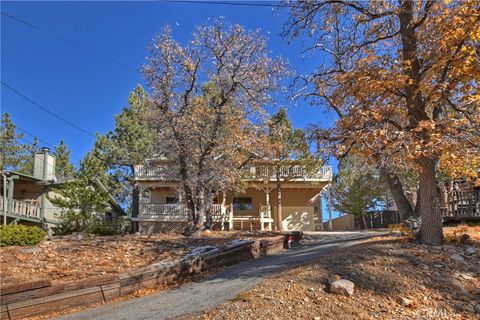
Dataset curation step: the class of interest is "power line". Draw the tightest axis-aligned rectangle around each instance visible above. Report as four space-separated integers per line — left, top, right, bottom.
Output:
1 11 137 72
163 0 290 8
1 82 97 138
16 126 83 163
16 126 57 149
17 137 58 172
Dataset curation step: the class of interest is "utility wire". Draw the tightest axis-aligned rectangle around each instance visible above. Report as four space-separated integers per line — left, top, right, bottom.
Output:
17 126 56 149
1 11 137 72
16 126 83 163
163 0 290 8
17 137 58 172
2 82 97 138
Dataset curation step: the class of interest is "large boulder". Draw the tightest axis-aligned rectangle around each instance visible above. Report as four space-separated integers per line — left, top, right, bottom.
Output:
330 279 355 297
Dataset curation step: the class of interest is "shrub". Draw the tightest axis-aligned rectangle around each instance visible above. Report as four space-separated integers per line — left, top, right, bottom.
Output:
388 223 414 240
88 219 126 236
51 209 92 235
0 225 47 247
444 227 471 245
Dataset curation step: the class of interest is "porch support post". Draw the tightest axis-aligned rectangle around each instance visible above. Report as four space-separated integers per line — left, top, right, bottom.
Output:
327 184 333 231
221 191 227 231
2 173 7 225
229 203 234 230
6 177 14 217
316 191 324 231
260 187 273 231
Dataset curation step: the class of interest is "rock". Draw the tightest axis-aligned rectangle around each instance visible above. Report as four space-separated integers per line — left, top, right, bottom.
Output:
314 317 321 320
455 272 475 280
396 296 413 307
462 303 475 314
330 279 354 297
450 253 465 263
475 304 480 314
460 234 470 243
447 277 469 295
433 263 444 269
21 247 42 254
465 246 476 255
71 234 84 241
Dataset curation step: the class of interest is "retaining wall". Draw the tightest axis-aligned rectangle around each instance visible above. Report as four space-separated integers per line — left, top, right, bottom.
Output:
0 235 285 319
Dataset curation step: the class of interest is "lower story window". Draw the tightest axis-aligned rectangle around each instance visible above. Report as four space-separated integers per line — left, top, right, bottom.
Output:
233 197 253 210
166 197 179 204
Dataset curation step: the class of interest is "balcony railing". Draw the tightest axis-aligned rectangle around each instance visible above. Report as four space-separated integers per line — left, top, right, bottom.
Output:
0 198 41 219
243 165 332 182
135 164 332 182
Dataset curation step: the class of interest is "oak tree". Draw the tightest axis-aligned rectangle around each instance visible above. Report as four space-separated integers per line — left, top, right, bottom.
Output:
284 0 479 244
142 20 286 232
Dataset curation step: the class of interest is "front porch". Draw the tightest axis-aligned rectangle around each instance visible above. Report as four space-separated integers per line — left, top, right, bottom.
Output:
134 202 274 232
0 197 42 224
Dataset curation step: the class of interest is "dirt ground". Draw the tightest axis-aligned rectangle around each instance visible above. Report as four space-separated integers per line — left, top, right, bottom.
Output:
0 231 281 286
179 228 480 320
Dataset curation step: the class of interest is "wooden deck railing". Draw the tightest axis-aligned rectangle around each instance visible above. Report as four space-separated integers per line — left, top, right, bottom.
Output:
0 198 41 219
135 164 332 182
136 202 274 231
243 165 332 181
442 189 480 218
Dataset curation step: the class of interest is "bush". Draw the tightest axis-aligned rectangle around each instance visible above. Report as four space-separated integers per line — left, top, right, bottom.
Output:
388 223 414 240
52 209 129 236
444 227 471 245
51 210 92 235
88 219 126 236
0 225 47 247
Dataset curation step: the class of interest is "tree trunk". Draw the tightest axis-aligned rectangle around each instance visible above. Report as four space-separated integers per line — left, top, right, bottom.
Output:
381 169 413 221
362 215 368 230
131 185 140 233
204 190 215 230
195 189 206 231
414 187 421 217
418 157 443 245
276 181 283 231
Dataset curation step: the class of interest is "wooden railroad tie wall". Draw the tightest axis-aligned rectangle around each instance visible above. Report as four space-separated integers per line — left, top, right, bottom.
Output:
0 235 286 320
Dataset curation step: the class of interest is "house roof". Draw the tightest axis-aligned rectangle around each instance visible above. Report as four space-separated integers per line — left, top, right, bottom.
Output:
2 170 45 183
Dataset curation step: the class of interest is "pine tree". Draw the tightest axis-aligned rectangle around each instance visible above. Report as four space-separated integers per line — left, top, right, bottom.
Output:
267 108 318 230
0 113 25 171
54 140 76 181
331 156 386 229
17 137 38 176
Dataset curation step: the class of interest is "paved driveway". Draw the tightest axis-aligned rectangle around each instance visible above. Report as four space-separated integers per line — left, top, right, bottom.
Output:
58 230 386 320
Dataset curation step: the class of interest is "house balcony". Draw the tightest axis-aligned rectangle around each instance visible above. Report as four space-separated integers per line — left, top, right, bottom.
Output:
135 164 332 183
242 165 332 182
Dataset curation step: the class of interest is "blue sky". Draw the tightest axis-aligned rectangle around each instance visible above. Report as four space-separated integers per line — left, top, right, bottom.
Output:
2 1 337 164
1 1 338 218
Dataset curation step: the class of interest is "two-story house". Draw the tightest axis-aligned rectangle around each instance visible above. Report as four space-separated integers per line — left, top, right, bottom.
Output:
132 159 332 233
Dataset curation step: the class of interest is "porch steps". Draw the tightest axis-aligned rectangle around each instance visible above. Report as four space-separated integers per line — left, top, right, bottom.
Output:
232 219 261 231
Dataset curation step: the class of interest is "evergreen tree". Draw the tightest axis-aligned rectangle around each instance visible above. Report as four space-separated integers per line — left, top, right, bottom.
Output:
54 140 76 181
331 155 386 229
49 150 111 234
94 85 154 206
0 113 25 171
267 108 317 230
17 137 38 176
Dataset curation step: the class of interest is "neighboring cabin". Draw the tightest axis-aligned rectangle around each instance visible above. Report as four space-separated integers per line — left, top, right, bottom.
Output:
132 159 333 233
0 147 124 228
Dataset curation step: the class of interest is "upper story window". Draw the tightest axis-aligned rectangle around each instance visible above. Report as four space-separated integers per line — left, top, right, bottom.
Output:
233 197 253 210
